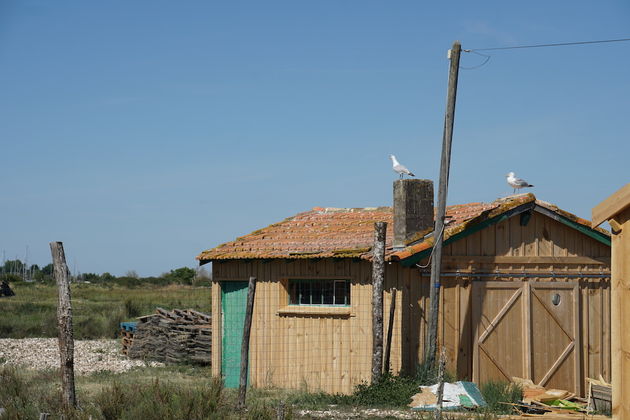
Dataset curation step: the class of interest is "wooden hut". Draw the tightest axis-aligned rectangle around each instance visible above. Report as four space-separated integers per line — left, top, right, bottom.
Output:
593 183 630 417
197 180 611 395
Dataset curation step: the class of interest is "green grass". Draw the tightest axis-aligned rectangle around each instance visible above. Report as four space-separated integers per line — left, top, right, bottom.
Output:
0 362 522 419
287 368 456 410
2 364 492 420
0 283 211 339
0 364 281 420
479 380 522 415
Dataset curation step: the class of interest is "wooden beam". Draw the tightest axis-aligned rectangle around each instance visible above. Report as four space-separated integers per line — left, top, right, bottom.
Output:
593 185 630 418
609 219 622 233
384 288 397 373
592 183 630 227
442 256 610 266
538 342 575 387
478 288 522 344
609 207 630 418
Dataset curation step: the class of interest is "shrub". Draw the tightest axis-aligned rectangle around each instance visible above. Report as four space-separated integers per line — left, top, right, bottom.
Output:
287 373 422 409
1 273 24 284
352 373 420 407
124 298 143 318
94 377 235 420
0 365 39 420
480 381 522 414
414 360 455 385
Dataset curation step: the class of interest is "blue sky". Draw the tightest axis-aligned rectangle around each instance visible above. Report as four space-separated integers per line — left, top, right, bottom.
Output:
1 1 628 276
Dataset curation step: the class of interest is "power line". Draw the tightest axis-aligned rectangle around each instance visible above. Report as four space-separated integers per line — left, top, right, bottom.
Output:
466 37 630 52
460 50 491 70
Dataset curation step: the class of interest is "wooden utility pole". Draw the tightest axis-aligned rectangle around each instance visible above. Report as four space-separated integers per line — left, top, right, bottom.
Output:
237 276 257 409
426 41 462 367
371 221 387 382
50 241 77 409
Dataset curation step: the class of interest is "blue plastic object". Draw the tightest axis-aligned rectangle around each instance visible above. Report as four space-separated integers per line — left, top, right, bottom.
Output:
120 321 137 332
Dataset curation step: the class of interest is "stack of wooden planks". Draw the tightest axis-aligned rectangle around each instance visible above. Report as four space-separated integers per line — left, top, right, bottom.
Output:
126 308 212 365
586 377 611 414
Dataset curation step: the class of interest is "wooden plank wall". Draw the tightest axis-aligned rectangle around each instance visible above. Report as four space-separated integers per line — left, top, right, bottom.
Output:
212 258 404 394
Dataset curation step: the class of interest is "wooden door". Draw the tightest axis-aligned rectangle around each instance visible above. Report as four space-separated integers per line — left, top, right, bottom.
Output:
472 282 528 384
472 281 581 394
530 282 580 393
221 281 249 388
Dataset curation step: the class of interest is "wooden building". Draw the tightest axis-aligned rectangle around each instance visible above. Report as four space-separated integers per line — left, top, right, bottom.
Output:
197 180 611 395
593 183 630 418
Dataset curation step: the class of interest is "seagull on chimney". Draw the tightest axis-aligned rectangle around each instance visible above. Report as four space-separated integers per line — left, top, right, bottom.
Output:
390 155 415 179
506 171 534 194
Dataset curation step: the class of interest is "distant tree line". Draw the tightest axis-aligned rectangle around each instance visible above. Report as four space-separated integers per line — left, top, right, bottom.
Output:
0 259 211 287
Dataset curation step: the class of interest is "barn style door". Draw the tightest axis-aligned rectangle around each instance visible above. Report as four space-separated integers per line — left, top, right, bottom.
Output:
472 281 580 394
530 282 580 393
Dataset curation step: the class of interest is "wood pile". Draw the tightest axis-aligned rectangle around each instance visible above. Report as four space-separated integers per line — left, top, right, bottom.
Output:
508 377 602 417
586 377 611 414
126 308 211 365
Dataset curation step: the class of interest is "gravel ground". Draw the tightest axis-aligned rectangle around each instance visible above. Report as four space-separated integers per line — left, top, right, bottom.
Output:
0 338 162 375
296 408 425 419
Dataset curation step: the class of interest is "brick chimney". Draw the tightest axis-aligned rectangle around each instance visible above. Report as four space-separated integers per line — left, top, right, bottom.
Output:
393 179 434 249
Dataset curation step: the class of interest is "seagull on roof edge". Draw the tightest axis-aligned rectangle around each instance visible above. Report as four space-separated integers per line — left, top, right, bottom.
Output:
506 171 534 194
390 155 415 179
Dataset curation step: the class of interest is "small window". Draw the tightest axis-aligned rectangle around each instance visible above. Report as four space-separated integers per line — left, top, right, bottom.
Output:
288 279 350 306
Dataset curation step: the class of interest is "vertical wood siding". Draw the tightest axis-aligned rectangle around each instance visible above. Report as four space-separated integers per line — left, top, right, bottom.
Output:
212 258 403 394
407 213 610 395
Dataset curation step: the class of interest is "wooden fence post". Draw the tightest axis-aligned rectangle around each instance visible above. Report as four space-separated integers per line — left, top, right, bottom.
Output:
384 288 397 374
237 276 257 409
434 346 447 420
372 222 387 383
49 242 77 409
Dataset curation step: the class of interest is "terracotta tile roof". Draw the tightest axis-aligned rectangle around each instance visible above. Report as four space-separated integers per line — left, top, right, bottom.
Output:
197 207 393 261
196 193 608 263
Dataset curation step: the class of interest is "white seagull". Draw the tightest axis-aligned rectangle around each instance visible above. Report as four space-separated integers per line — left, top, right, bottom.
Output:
506 171 534 194
389 155 415 179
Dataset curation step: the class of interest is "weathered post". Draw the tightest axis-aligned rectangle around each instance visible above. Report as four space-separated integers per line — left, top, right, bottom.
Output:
371 221 387 382
426 41 461 367
49 241 76 409
237 276 257 409
434 346 447 420
384 288 397 373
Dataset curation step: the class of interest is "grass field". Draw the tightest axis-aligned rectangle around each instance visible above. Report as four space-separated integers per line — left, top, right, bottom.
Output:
0 364 283 420
0 363 516 419
0 283 211 339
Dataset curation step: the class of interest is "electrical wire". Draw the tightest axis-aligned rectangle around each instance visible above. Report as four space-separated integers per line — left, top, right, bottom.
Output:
415 222 448 269
465 37 630 52
460 50 491 70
